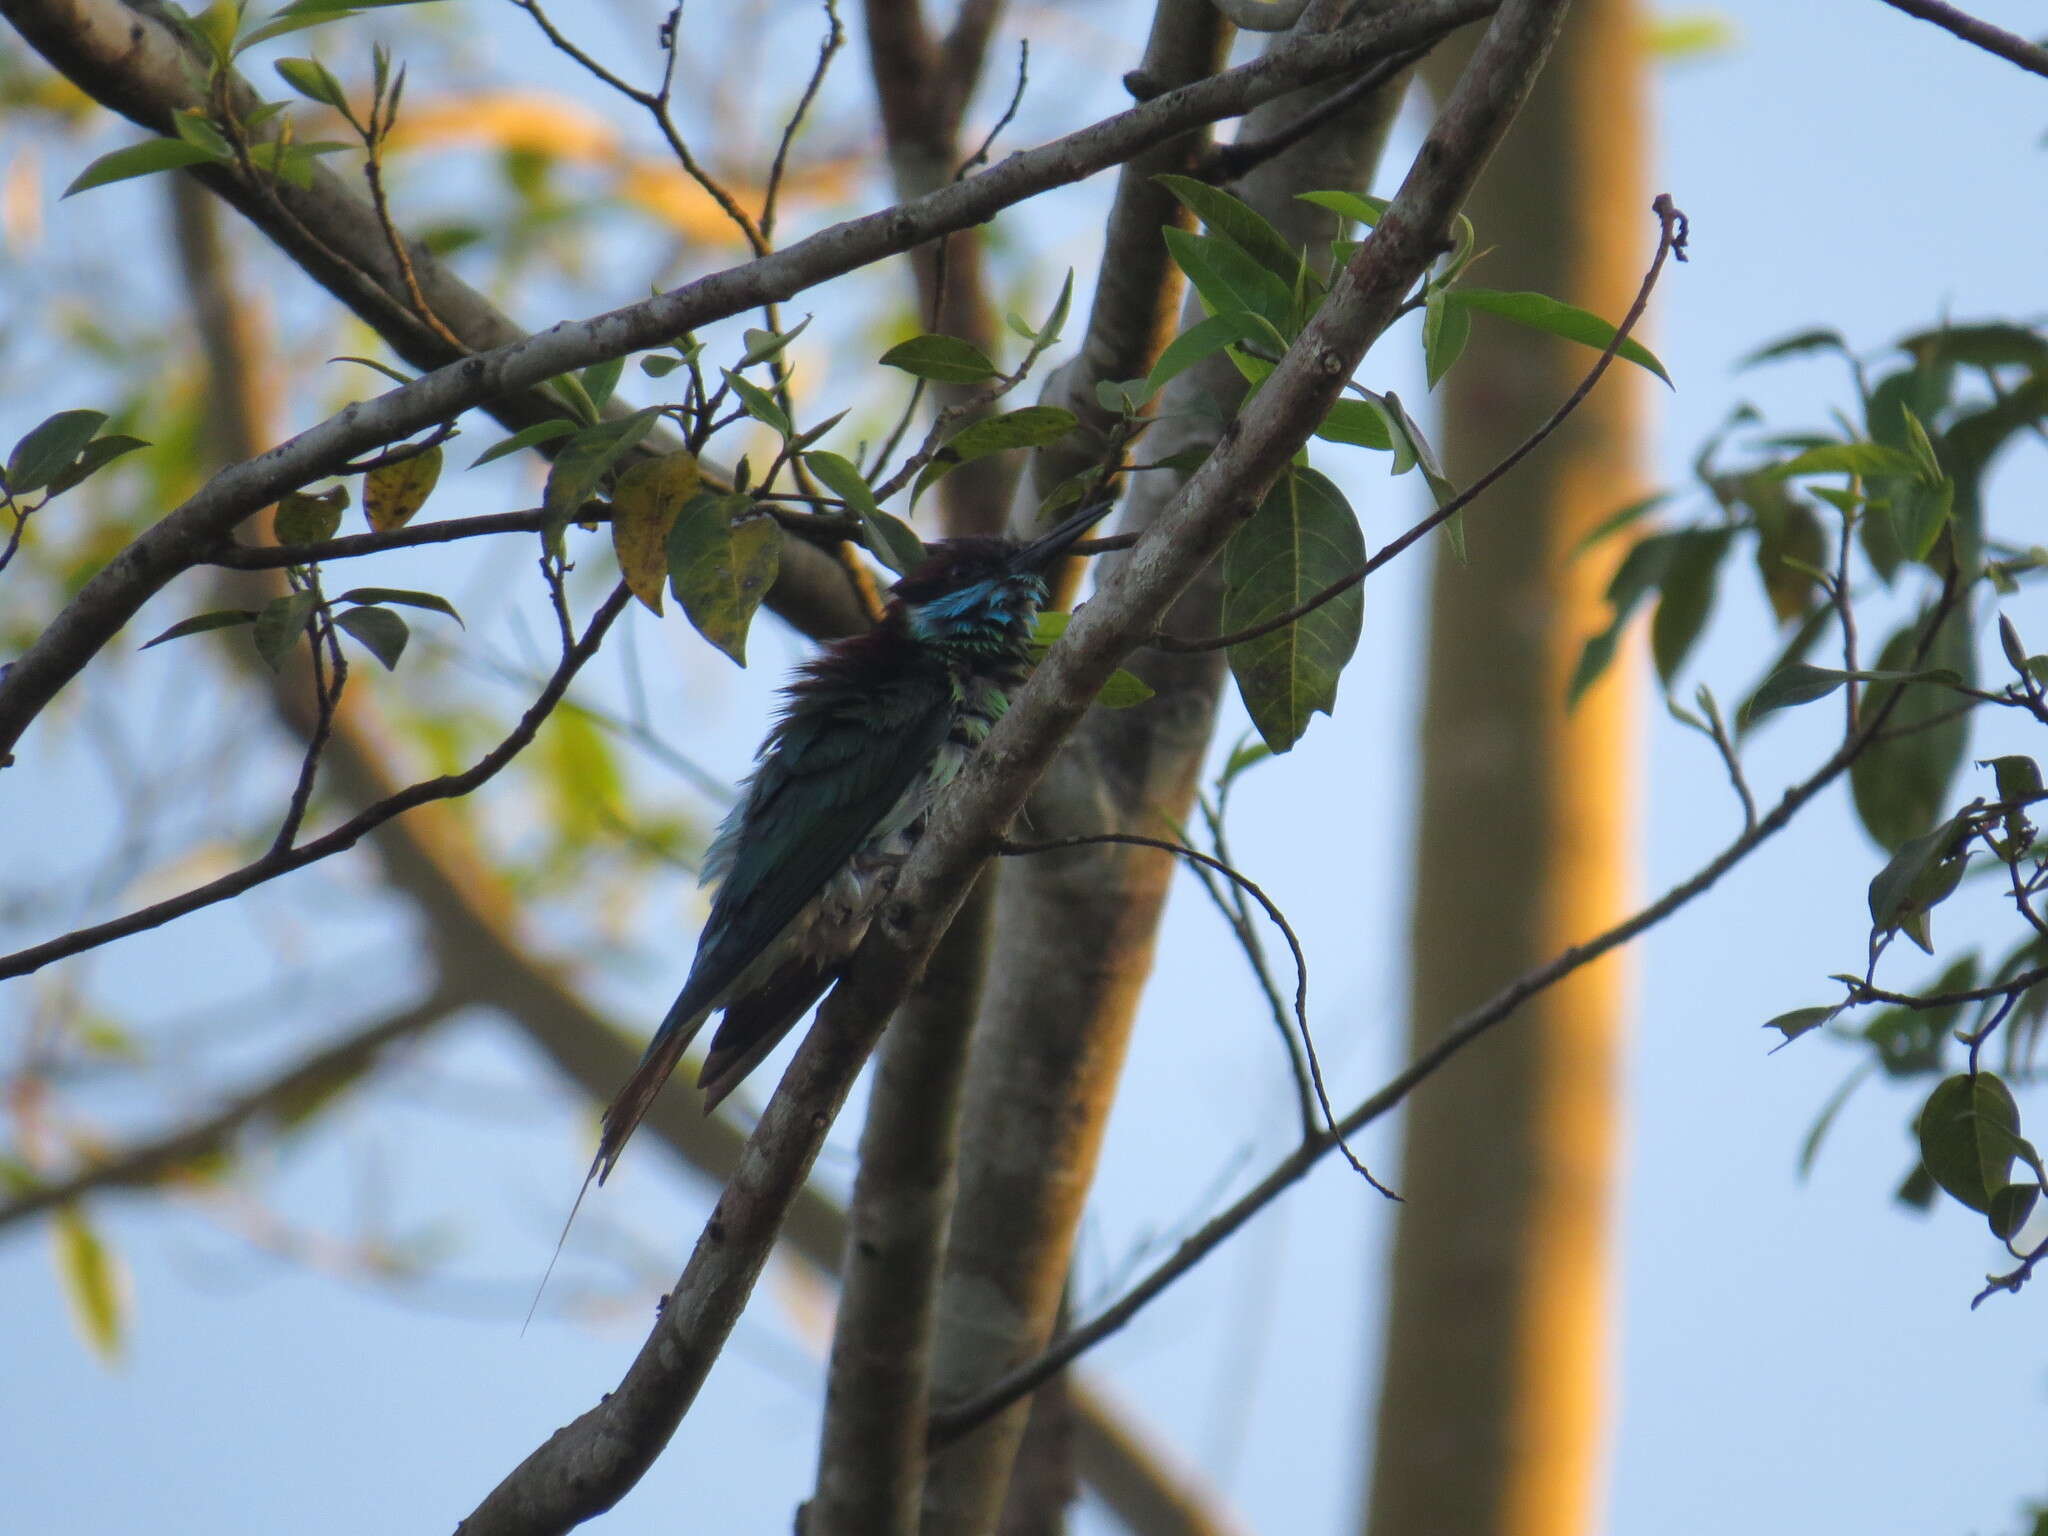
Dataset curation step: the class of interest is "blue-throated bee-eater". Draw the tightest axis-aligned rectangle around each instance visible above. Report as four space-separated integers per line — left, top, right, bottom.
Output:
590 498 1112 1182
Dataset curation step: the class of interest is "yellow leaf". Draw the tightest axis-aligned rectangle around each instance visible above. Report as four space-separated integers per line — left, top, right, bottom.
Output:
382 91 621 162
53 1205 129 1364
609 451 699 615
363 445 442 532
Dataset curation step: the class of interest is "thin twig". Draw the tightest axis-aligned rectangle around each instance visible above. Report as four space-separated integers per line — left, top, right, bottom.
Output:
954 40 1029 179
0 585 633 981
1202 44 1430 183
1873 0 2048 79
0 991 455 1232
1154 194 1690 655
999 832 1397 1198
760 0 845 241
931 573 1960 1442
1192 793 1319 1136
509 0 767 253
360 64 468 353
270 597 346 853
335 419 459 476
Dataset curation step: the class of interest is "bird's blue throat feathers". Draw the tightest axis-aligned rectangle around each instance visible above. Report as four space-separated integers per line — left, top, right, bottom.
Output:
904 572 1048 651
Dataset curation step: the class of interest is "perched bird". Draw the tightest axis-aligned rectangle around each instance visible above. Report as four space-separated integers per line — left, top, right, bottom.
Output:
591 498 1111 1183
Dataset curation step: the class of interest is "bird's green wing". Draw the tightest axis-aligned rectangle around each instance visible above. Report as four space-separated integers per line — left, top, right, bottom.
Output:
675 665 953 1019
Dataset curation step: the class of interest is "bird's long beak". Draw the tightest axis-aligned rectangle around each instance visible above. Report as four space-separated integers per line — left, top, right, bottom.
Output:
1013 499 1114 572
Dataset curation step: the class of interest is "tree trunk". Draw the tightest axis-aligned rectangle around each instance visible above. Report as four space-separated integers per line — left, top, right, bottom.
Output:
1360 5 1644 1535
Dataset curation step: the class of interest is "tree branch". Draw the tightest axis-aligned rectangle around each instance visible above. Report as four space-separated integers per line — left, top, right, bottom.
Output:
1873 0 2048 79
454 1 1555 1522
928 712 1896 1440
807 878 994 1536
927 9 1421 1524
0 585 632 980
1154 192 1689 654
0 991 453 1231
0 0 1491 764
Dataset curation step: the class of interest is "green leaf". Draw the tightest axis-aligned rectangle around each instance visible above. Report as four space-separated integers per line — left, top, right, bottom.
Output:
468 417 577 468
1423 287 1472 389
1916 1072 2021 1214
1799 1061 1877 1178
1889 476 1954 564
1649 529 1732 688
1145 311 1281 401
63 138 221 198
6 410 108 494
1763 441 1921 481
739 315 810 367
1028 613 1154 709
581 356 625 413
1295 189 1388 227
1749 488 1826 622
53 1205 127 1363
141 609 259 649
1313 398 1395 451
609 451 700 614
1565 627 1622 710
721 370 792 439
335 604 410 669
1742 662 1848 723
1989 1181 2040 1242
1736 328 1849 370
331 354 414 386
1162 227 1294 335
44 433 148 498
1852 613 1974 851
1445 288 1672 386
335 587 462 625
1867 810 1971 944
805 450 923 575
878 334 999 385
1220 467 1365 753
667 494 782 665
911 407 1077 506
363 444 442 532
1900 321 2048 373
274 487 347 546
254 590 317 671
274 56 350 111
1156 173 1303 282
1764 1006 1836 1046
1036 270 1074 347
1986 754 2043 805
542 410 659 525
1092 668 1156 709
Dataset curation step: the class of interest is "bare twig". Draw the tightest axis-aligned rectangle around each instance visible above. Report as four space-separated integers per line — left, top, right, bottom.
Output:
999 832 1396 1198
954 40 1029 179
930 702 1900 1442
509 0 767 253
457 5 1557 1523
1194 792 1317 1134
761 0 845 241
1873 0 2048 79
0 991 454 1232
270 596 347 853
1 0 1491 761
1201 44 1430 182
0 585 633 980
1154 193 1689 655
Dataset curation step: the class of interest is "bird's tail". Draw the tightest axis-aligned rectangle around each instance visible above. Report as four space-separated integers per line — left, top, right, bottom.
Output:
594 1000 713 1184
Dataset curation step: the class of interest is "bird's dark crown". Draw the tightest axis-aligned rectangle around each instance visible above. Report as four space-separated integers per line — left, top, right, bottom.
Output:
891 538 1048 653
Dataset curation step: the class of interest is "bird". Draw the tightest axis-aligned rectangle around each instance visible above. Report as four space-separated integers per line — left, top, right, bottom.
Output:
590 497 1112 1184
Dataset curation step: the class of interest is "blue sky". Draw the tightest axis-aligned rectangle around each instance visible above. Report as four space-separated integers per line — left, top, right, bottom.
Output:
4 2 2048 1532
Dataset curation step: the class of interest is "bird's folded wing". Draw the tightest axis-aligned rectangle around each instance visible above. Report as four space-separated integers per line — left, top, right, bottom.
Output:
674 672 955 1020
